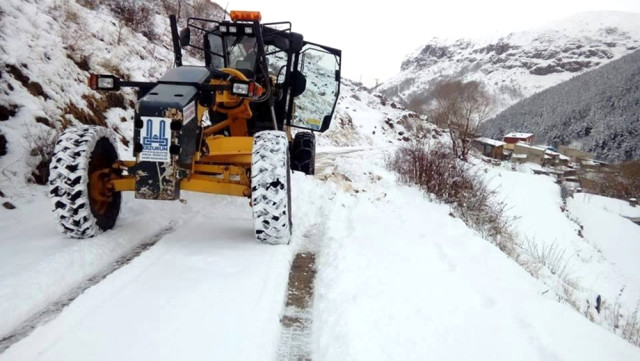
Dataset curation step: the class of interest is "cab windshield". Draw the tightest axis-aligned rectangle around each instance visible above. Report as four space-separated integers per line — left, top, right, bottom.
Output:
206 34 257 73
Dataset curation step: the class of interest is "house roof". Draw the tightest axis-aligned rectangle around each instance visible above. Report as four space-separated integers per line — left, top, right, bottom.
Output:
504 132 534 139
474 137 506 147
514 143 546 152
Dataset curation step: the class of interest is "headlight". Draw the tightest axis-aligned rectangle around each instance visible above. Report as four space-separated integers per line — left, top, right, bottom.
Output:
232 83 249 96
88 74 120 91
98 77 115 89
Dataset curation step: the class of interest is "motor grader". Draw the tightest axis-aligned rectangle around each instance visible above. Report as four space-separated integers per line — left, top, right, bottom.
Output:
48 11 342 244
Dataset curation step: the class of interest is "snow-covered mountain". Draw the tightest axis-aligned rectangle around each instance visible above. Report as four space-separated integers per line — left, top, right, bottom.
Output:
480 49 640 162
378 11 640 115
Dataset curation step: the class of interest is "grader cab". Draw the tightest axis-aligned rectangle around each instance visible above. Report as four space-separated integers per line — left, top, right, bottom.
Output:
48 11 342 244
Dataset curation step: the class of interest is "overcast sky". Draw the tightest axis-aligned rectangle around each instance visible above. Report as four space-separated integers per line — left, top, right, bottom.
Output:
230 0 640 86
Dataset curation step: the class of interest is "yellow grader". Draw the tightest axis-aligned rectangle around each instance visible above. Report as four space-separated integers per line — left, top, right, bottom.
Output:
48 11 341 244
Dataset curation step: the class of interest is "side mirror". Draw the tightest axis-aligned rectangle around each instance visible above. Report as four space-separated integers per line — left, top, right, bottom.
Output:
290 32 304 52
179 28 191 47
264 35 289 51
291 70 306 97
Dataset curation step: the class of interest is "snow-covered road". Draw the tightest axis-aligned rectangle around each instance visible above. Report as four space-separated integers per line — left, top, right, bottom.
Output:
1 148 639 360
0 188 299 360
2 202 292 360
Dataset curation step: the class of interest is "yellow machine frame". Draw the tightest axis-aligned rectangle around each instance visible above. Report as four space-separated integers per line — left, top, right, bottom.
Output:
104 69 283 200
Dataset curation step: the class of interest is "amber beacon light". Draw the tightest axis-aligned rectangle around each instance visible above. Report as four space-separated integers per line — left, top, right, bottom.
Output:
229 10 262 21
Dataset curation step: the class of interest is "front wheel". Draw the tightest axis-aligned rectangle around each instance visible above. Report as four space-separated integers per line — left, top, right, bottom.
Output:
251 131 292 245
48 125 121 238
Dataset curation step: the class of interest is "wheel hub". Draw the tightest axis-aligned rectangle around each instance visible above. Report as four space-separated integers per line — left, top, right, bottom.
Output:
89 169 115 215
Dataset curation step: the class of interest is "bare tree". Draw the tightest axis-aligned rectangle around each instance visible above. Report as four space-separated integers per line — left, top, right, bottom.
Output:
430 80 492 161
160 0 183 17
109 0 157 40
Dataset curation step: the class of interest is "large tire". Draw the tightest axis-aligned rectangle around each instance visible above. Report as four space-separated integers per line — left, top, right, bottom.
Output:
49 125 121 238
251 131 292 245
291 131 316 175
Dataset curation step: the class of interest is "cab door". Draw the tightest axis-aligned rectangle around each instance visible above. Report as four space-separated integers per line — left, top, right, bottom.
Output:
288 42 341 132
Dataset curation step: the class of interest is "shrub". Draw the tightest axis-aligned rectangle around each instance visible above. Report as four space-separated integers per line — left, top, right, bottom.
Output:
61 92 129 127
387 141 469 204
387 140 515 255
77 0 100 9
621 302 640 347
108 0 158 41
584 161 640 200
521 239 574 283
26 127 59 185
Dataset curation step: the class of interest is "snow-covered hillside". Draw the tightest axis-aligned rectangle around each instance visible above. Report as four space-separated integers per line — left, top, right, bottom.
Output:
319 78 438 148
479 49 640 162
0 0 226 190
483 162 640 336
378 11 640 115
1 1 640 360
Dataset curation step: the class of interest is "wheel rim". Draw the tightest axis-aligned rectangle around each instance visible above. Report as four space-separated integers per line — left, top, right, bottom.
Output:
89 168 115 215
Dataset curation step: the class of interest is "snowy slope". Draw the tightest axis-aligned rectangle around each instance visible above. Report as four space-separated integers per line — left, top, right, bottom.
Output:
568 193 640 298
317 78 441 149
308 150 640 361
0 0 220 191
378 11 640 115
482 162 640 342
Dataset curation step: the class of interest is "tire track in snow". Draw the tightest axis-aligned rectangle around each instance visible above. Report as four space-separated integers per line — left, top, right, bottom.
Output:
0 222 177 354
278 150 345 360
277 251 317 361
277 180 331 360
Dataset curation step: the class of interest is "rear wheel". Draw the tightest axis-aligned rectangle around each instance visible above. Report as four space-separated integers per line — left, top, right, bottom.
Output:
291 131 316 175
49 126 121 238
251 130 292 245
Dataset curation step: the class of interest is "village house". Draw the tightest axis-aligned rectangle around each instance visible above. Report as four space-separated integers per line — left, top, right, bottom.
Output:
512 143 546 165
503 132 534 150
544 149 571 167
473 137 506 160
558 145 595 163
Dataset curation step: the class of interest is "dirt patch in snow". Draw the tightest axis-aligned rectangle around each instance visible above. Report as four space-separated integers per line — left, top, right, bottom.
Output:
0 104 18 121
278 252 317 360
5 64 49 100
285 253 316 309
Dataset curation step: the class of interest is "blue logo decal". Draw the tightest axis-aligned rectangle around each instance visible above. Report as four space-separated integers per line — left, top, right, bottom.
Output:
142 118 169 147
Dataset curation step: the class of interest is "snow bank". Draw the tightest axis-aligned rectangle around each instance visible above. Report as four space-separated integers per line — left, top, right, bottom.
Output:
311 152 640 361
